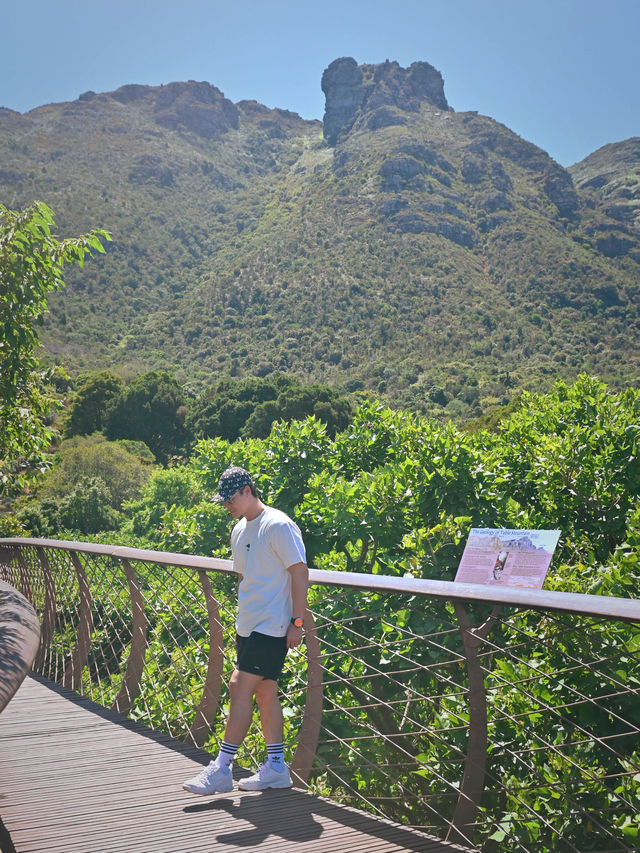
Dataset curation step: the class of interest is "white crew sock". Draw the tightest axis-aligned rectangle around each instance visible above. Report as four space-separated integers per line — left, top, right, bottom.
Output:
216 741 239 770
266 742 285 770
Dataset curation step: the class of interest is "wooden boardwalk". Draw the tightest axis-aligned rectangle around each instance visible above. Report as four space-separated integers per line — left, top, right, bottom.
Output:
0 677 473 853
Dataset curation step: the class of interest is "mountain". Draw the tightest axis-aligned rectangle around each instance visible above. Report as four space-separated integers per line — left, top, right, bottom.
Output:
568 138 640 258
1 59 638 419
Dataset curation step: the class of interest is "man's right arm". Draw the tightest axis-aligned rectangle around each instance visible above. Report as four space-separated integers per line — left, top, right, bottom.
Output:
286 561 309 649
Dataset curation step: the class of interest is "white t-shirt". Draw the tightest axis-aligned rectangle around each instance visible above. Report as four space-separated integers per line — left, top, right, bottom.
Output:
231 506 306 638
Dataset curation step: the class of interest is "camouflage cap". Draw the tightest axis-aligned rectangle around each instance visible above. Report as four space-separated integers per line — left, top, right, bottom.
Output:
213 466 254 502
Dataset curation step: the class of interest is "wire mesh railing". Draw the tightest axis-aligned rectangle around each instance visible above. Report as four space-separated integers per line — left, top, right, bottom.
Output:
1 537 639 853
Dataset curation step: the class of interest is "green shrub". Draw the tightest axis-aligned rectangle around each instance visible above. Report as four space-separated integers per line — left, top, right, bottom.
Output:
38 436 152 510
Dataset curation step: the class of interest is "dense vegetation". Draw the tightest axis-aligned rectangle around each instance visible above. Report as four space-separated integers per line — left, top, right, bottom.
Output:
11 374 639 587
0 201 109 493
5 364 354 530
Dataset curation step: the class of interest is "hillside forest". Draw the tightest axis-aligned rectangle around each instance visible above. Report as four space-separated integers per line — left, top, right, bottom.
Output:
0 58 638 419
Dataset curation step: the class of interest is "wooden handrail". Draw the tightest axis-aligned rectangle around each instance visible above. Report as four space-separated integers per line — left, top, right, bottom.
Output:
1 537 639 622
0 580 41 713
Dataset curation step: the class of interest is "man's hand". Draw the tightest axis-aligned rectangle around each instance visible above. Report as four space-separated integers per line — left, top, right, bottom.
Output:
286 622 303 649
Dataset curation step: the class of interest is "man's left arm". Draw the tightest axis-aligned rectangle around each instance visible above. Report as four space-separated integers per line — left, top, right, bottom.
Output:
286 561 309 649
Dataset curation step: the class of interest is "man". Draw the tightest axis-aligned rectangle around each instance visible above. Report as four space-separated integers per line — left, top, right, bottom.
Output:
183 466 309 795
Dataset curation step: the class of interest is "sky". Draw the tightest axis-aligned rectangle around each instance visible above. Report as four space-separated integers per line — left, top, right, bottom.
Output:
2 0 638 167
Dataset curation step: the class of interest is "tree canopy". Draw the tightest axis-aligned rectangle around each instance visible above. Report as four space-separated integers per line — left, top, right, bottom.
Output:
64 370 125 438
17 435 152 536
185 374 353 442
0 202 109 493
104 370 188 464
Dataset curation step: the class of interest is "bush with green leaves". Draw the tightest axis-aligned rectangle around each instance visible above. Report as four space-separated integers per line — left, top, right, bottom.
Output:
58 476 121 533
18 476 120 535
479 375 640 566
16 435 152 536
37 435 152 510
123 466 208 543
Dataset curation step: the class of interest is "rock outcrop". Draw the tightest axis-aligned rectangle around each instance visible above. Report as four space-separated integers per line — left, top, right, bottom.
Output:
321 57 449 145
111 84 153 104
153 81 239 138
542 165 579 217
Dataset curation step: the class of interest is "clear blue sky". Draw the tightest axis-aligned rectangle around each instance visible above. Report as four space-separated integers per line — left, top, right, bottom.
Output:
3 0 638 166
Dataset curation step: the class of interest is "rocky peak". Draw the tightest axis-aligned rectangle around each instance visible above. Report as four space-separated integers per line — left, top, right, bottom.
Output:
111 84 154 104
153 81 239 138
73 80 240 140
321 57 449 145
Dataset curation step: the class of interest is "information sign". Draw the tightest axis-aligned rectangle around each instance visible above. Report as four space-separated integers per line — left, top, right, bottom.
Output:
454 528 561 589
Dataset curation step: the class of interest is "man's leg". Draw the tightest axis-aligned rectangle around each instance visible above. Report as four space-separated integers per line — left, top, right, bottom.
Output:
253 677 283 744
238 678 291 789
183 668 263 794
254 678 286 771
224 668 264 743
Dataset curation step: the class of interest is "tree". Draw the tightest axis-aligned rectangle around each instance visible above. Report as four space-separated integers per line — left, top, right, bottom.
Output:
186 374 353 442
57 476 120 534
483 374 640 563
185 374 296 441
17 437 152 536
64 370 125 437
18 476 120 536
104 370 188 464
269 383 353 438
0 202 109 493
37 436 152 510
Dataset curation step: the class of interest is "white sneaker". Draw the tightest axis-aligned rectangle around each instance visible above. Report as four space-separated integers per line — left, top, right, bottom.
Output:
238 761 292 791
183 761 233 795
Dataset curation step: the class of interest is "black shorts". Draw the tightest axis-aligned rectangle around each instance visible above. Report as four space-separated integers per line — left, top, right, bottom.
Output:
236 631 288 681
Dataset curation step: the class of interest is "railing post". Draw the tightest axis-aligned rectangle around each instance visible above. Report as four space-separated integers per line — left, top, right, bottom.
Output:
447 601 502 847
0 545 19 587
62 552 94 690
291 608 324 787
17 550 33 604
112 558 149 716
33 547 57 673
187 570 225 747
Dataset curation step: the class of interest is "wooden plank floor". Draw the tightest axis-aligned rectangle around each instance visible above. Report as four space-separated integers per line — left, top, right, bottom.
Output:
0 677 474 853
